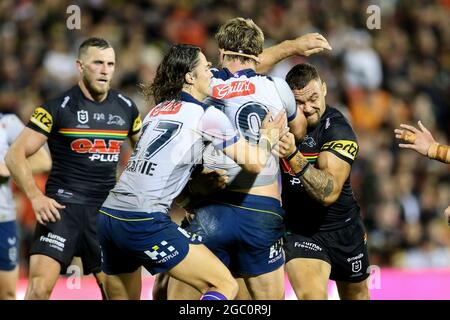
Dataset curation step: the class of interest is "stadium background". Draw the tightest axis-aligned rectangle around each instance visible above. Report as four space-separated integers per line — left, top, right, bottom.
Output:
1 0 449 299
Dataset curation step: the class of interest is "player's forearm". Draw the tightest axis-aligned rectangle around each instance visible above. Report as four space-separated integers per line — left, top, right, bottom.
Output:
257 40 296 74
287 151 336 206
5 148 43 200
428 143 450 164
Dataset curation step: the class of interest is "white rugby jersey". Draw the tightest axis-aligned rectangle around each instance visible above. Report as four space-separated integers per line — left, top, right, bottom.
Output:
103 92 239 214
0 113 24 222
203 68 297 189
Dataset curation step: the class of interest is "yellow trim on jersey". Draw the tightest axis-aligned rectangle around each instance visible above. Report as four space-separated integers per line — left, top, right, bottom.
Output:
321 140 358 161
99 209 154 222
132 116 142 132
210 201 283 220
30 107 53 133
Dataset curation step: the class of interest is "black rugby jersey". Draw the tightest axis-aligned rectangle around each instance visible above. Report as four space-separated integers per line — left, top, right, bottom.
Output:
27 85 142 205
281 106 361 234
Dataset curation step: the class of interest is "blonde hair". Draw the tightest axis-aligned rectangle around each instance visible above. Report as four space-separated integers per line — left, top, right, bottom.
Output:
215 17 264 63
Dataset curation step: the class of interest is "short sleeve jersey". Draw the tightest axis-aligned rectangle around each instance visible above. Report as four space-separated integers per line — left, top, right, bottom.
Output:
27 85 142 206
203 68 297 189
103 92 239 214
0 113 25 221
281 106 361 234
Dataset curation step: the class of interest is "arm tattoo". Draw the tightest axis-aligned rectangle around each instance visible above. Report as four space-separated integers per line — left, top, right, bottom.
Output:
300 167 334 203
288 151 335 203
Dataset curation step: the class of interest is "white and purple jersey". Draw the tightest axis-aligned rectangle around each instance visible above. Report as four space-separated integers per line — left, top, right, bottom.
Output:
203 68 297 189
103 92 239 214
0 113 24 222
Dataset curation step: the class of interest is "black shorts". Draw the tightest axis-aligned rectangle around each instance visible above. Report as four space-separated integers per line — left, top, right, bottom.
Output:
29 203 101 275
283 217 370 282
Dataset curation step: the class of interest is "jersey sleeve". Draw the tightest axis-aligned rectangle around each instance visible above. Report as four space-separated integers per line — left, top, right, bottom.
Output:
319 116 359 165
198 106 240 150
128 100 142 136
273 77 297 121
27 102 58 137
4 114 25 145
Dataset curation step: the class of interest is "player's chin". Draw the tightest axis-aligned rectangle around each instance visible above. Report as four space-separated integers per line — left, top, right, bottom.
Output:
93 83 110 94
306 116 319 127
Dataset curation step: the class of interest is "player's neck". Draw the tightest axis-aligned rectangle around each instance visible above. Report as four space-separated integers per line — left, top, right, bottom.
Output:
222 60 256 74
182 88 206 102
78 81 108 102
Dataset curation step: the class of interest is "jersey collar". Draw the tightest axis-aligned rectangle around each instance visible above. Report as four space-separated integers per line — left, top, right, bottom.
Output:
180 92 209 110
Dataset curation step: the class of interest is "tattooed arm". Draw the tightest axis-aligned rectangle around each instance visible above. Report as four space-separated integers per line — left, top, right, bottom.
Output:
277 132 351 206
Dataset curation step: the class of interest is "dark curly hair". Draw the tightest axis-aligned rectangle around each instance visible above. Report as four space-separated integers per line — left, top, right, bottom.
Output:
141 44 201 104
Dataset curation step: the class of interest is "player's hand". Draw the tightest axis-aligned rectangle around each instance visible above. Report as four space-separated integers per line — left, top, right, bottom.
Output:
189 168 229 196
444 205 450 226
30 193 65 225
260 111 290 148
395 121 436 156
272 132 297 159
292 33 332 56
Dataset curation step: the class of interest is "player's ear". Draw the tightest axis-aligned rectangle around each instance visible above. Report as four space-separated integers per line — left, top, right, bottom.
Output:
76 59 84 73
185 72 195 85
322 81 327 97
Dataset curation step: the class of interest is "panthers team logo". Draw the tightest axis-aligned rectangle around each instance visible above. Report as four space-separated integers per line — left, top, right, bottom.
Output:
77 110 89 124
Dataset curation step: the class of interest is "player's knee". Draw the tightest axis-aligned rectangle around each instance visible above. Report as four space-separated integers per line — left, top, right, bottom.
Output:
27 277 53 300
0 287 16 300
339 281 369 300
226 277 239 299
205 275 238 300
297 286 328 300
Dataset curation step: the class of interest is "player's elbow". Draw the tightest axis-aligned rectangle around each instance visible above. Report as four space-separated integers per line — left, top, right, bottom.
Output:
4 147 16 172
322 193 340 207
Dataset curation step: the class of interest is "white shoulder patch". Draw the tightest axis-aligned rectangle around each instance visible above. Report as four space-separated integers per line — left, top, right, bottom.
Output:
118 94 132 107
61 96 70 108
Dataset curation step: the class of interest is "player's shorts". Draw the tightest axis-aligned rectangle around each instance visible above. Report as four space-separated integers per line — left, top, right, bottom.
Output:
186 191 285 276
97 207 202 275
29 203 101 275
0 220 18 271
283 217 370 282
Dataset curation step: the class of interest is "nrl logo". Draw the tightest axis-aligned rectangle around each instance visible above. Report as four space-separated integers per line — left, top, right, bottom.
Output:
352 260 362 273
77 110 89 124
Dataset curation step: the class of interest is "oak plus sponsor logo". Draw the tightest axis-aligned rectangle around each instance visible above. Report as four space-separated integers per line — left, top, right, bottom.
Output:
70 138 124 162
40 232 66 252
212 80 255 99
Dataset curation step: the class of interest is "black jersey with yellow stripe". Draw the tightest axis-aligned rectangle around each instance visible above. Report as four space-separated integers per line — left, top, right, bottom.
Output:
281 106 361 234
27 85 142 206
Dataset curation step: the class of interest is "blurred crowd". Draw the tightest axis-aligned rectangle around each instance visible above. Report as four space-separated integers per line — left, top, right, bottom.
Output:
1 0 449 274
